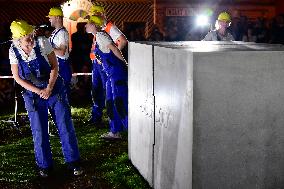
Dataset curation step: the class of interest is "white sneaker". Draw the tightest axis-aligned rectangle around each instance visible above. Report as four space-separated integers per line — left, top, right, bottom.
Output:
101 132 122 140
39 169 49 178
73 167 84 176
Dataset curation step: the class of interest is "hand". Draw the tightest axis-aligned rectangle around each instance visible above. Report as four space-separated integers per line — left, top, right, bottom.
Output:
39 87 52 99
124 61 128 67
70 76 78 89
97 59 102 65
34 28 44 37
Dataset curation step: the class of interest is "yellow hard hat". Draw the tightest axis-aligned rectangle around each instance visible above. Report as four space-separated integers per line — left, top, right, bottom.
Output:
47 7 63 17
10 20 34 39
217 12 231 22
89 5 104 15
88 15 104 27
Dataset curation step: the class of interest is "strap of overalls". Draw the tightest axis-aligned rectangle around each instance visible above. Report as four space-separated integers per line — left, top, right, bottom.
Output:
13 40 47 87
12 44 26 79
49 27 66 48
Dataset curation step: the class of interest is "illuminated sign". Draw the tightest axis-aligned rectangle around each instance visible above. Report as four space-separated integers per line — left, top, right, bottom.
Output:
165 8 195 16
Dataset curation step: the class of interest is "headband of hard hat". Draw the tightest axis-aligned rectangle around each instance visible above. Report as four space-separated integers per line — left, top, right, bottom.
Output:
10 20 34 39
47 7 63 17
88 15 104 27
218 12 231 22
89 5 104 15
77 17 88 23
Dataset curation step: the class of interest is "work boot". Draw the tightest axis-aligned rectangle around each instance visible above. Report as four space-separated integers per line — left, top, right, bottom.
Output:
38 167 53 178
100 132 122 140
73 167 84 176
39 169 49 178
67 161 84 176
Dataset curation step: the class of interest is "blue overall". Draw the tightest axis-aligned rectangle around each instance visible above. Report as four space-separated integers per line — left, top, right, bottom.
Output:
91 59 107 122
94 42 128 133
49 28 72 92
13 40 80 169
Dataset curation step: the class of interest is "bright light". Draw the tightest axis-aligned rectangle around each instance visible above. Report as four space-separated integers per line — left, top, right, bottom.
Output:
196 15 209 27
61 0 93 20
61 2 76 19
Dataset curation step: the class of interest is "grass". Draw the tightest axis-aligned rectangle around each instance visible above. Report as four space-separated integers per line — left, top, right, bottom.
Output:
0 107 151 189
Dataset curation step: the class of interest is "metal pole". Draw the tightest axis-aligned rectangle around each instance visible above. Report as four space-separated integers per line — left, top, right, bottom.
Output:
14 79 17 123
154 0 156 24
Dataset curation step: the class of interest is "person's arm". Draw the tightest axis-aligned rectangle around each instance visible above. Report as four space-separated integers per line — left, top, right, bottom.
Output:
97 32 127 65
53 29 69 57
9 44 42 95
116 35 128 50
109 24 128 50
227 33 235 41
39 51 58 99
202 31 213 41
107 43 127 65
11 64 41 95
53 44 67 57
46 51 58 90
38 37 59 99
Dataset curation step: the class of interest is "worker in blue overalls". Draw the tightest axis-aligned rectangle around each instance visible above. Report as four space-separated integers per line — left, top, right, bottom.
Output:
47 7 72 94
85 15 128 139
47 7 72 136
9 20 83 177
88 4 128 124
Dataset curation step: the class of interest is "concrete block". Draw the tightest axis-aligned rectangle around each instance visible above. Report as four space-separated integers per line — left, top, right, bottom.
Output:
128 41 284 189
128 42 154 186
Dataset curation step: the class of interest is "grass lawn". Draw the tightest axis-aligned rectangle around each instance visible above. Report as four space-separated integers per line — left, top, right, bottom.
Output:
0 107 151 189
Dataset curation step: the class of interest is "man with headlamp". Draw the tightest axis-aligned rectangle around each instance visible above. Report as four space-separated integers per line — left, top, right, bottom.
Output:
203 12 235 41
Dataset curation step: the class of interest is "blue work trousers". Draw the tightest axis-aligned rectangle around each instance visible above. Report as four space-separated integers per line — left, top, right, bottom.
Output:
58 58 72 94
106 77 128 133
22 90 80 169
91 60 107 122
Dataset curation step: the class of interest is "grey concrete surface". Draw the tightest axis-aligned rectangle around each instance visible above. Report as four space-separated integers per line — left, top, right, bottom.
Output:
128 41 284 189
128 42 154 186
154 47 193 189
193 50 284 189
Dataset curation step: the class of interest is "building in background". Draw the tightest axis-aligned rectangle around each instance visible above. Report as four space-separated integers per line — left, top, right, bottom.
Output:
0 0 284 41
0 0 284 112
154 0 280 40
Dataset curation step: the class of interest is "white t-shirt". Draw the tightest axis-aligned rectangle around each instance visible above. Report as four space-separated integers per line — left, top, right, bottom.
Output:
104 25 123 43
9 36 53 65
96 32 113 53
202 30 235 41
49 27 69 59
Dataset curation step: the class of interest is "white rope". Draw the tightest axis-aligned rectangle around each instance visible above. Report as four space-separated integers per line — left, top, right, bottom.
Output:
0 76 13 79
0 73 92 79
72 73 92 76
